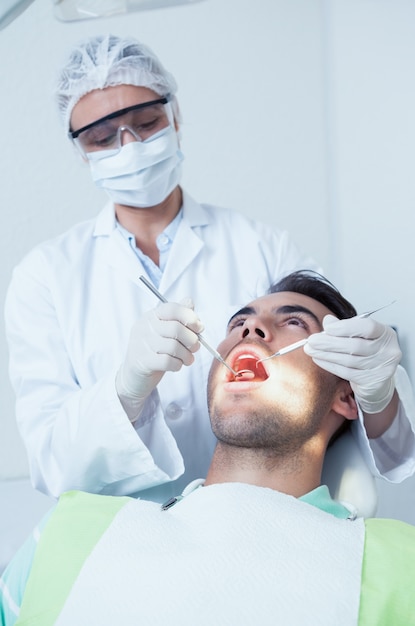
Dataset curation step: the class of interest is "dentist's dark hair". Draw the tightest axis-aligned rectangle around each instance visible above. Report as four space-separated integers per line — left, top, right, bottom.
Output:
269 270 357 320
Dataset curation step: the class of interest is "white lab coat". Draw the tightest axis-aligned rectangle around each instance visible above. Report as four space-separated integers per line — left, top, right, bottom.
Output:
5 191 415 500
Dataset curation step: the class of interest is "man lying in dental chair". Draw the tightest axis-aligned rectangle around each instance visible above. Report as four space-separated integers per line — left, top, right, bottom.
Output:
1 271 414 626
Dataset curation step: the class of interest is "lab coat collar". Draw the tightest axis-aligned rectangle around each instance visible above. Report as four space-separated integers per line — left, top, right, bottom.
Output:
93 201 118 236
91 191 211 291
92 190 210 237
158 191 209 294
180 190 210 227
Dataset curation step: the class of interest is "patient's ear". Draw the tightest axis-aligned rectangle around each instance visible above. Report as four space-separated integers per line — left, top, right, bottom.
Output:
332 381 359 421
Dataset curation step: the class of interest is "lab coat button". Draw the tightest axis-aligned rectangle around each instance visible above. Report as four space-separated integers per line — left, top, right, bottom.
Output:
166 402 183 420
158 234 170 249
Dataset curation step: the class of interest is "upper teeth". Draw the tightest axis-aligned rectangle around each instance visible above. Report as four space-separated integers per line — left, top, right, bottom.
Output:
238 353 256 359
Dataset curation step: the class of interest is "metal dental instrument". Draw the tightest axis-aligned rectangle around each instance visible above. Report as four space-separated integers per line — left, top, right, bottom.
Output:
139 275 239 376
258 300 397 363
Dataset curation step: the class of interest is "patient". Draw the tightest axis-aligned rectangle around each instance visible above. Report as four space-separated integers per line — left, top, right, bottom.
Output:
1 271 414 626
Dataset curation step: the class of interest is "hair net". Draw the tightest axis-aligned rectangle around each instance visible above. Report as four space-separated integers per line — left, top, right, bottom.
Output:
56 34 178 133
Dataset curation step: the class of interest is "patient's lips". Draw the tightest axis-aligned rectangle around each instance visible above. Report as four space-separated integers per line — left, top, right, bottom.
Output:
233 355 269 382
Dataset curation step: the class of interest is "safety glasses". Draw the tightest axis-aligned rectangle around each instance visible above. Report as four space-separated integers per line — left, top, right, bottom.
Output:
69 95 173 157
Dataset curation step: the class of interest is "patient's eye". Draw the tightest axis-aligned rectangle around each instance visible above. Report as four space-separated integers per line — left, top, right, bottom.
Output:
227 315 247 332
281 315 310 331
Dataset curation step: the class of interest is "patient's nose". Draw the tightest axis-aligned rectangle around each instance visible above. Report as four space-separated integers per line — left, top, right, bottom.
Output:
242 327 265 338
241 317 271 341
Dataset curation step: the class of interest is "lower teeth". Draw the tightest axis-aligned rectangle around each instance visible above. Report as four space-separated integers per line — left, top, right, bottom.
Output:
235 370 255 379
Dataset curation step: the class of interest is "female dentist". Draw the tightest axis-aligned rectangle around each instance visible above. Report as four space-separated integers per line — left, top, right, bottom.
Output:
5 34 415 502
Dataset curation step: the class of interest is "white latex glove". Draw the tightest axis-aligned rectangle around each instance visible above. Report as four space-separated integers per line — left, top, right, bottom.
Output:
116 298 204 421
304 315 402 414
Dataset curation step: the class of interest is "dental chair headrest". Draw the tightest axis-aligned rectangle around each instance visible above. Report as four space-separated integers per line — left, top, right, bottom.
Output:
322 431 378 518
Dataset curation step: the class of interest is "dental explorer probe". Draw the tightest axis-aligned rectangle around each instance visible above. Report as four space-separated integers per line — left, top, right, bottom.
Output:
139 275 239 376
258 300 397 363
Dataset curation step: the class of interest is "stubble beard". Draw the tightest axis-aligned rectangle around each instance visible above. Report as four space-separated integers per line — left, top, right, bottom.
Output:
208 374 338 459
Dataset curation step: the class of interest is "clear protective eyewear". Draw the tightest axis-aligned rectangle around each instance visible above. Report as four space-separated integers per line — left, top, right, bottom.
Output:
69 95 174 157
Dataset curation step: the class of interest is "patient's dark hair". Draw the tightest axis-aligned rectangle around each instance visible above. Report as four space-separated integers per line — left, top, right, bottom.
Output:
269 270 357 320
270 270 357 445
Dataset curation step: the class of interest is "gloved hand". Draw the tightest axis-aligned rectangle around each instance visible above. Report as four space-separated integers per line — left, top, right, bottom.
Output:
116 298 204 421
304 315 402 414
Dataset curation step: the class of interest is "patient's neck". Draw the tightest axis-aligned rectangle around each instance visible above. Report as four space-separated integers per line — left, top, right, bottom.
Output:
204 442 324 498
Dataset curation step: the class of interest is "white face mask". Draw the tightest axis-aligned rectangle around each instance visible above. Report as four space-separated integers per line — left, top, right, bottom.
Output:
87 126 184 208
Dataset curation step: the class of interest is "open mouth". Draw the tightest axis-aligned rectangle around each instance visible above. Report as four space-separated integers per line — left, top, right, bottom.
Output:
231 354 269 382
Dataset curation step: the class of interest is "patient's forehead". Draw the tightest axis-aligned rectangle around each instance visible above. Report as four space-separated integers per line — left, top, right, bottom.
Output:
246 291 336 323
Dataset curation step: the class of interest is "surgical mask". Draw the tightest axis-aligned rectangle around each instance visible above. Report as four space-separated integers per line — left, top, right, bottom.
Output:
87 126 184 208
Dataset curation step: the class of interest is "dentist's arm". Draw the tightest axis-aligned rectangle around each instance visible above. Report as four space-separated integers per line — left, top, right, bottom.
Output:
116 299 203 422
304 315 401 437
